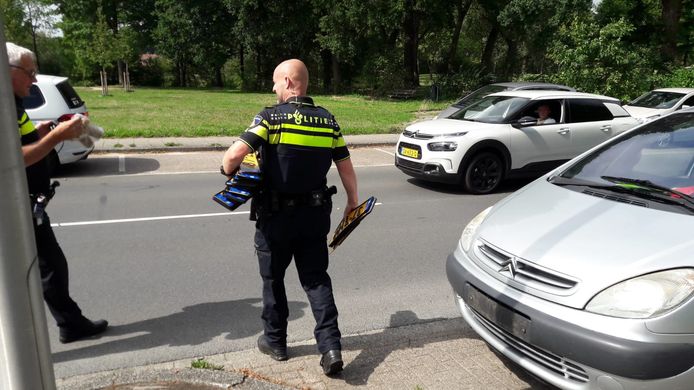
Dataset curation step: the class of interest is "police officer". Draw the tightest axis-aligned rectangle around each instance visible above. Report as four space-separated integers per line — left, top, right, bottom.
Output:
8 42 108 343
222 59 358 375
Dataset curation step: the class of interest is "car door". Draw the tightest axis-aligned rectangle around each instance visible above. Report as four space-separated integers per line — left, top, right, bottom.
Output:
509 99 572 169
565 98 618 157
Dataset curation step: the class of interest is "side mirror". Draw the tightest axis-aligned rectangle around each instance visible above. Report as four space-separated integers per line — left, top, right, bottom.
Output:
512 116 538 128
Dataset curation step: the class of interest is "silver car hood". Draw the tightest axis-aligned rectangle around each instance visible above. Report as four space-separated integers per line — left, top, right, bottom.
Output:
477 178 694 308
622 105 665 119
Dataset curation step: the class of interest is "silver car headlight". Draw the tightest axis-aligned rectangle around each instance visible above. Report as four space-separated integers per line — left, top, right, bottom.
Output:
428 141 457 151
586 268 694 319
460 207 492 252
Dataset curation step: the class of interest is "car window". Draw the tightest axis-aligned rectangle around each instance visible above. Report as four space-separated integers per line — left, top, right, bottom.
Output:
450 95 529 123
681 96 694 108
515 99 562 124
604 102 630 117
56 81 84 109
567 99 613 123
560 112 694 197
628 91 685 109
23 84 46 109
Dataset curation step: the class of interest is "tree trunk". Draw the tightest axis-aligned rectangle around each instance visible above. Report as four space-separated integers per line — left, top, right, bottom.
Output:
332 54 342 94
215 67 223 87
117 61 123 85
239 46 245 89
402 0 420 87
444 0 473 73
481 25 499 74
661 0 682 63
502 36 518 79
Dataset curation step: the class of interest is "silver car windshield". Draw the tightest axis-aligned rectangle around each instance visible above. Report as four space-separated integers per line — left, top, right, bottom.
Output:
628 91 685 109
560 112 694 198
449 96 529 124
454 85 507 107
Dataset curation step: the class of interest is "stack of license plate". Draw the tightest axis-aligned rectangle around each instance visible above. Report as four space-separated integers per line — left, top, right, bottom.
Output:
213 153 262 211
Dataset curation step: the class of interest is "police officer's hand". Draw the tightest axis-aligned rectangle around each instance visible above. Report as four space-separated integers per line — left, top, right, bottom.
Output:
35 121 55 138
343 200 358 219
53 116 85 141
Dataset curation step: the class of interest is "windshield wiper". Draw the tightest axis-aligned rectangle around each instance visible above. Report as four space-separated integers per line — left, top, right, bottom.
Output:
600 175 694 212
549 175 694 213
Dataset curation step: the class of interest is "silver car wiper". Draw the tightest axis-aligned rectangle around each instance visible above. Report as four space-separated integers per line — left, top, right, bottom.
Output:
600 175 694 212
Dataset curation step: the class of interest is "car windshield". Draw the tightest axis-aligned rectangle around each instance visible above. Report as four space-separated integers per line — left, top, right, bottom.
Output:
557 112 694 202
449 95 529 123
453 85 507 107
628 91 685 109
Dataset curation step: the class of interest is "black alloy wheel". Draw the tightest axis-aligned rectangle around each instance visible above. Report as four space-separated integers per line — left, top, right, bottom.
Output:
463 152 503 194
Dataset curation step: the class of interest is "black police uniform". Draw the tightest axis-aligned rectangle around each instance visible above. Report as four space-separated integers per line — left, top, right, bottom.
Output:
16 95 85 329
238 96 350 354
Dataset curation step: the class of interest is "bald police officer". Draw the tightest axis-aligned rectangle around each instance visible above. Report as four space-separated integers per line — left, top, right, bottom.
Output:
222 59 358 375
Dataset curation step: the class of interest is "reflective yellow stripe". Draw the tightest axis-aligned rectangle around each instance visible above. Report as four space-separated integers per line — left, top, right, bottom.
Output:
333 136 346 148
246 124 268 141
277 132 336 148
281 123 336 135
18 112 35 136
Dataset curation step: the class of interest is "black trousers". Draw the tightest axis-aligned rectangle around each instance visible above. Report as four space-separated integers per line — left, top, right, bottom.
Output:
254 203 341 354
34 214 84 328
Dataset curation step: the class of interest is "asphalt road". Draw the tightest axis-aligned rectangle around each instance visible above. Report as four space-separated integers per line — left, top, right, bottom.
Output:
46 148 531 378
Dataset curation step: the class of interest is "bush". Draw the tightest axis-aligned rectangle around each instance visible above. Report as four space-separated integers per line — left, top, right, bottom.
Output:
129 55 171 87
662 67 694 88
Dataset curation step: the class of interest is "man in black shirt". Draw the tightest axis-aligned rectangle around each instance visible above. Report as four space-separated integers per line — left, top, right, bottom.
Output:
222 59 358 375
8 42 108 343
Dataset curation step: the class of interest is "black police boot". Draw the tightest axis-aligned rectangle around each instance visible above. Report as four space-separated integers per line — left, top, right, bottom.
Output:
320 350 343 375
257 334 288 361
59 318 108 343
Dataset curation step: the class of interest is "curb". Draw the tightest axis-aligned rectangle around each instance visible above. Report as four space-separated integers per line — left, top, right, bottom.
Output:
57 367 291 390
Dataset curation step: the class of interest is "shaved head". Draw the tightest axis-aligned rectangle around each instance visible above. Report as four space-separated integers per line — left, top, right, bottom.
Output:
272 59 309 103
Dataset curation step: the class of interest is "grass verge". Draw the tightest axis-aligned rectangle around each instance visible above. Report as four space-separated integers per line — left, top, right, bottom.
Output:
77 87 451 138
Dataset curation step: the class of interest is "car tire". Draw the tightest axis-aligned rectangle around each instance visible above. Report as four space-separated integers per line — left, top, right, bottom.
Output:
462 152 503 194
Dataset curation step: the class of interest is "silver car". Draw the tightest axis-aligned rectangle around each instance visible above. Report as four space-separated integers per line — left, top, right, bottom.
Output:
623 88 694 122
446 110 694 389
436 81 575 119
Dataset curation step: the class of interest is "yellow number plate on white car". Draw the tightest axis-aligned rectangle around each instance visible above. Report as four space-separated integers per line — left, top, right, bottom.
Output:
400 146 420 159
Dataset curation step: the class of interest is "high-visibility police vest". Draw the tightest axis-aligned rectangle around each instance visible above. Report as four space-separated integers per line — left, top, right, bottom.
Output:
16 95 50 195
238 96 350 194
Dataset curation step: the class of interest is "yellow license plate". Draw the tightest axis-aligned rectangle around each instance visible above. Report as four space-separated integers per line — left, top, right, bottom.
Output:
400 146 420 159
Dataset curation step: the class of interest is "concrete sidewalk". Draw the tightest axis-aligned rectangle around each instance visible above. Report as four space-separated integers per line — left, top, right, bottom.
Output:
56 318 551 390
92 134 401 154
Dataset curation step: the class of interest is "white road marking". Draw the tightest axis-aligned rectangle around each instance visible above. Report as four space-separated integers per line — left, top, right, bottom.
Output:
51 211 249 227
374 148 395 157
52 203 383 227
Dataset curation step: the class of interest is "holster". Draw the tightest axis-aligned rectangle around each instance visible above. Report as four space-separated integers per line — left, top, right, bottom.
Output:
252 185 337 222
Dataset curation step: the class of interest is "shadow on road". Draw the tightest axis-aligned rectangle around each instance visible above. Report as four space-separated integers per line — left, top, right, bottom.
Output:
406 177 534 195
52 298 308 363
54 157 161 178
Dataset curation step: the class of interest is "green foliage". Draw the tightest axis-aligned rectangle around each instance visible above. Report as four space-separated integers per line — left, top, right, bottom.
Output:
548 17 656 100
662 67 694 88
190 358 223 371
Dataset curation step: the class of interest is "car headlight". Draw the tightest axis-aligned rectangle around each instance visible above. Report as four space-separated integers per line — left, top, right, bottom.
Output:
428 141 457 151
586 268 694 319
460 207 492 252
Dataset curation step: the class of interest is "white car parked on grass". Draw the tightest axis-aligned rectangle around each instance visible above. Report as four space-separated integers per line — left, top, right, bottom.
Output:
623 88 694 122
395 90 640 194
23 74 94 171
